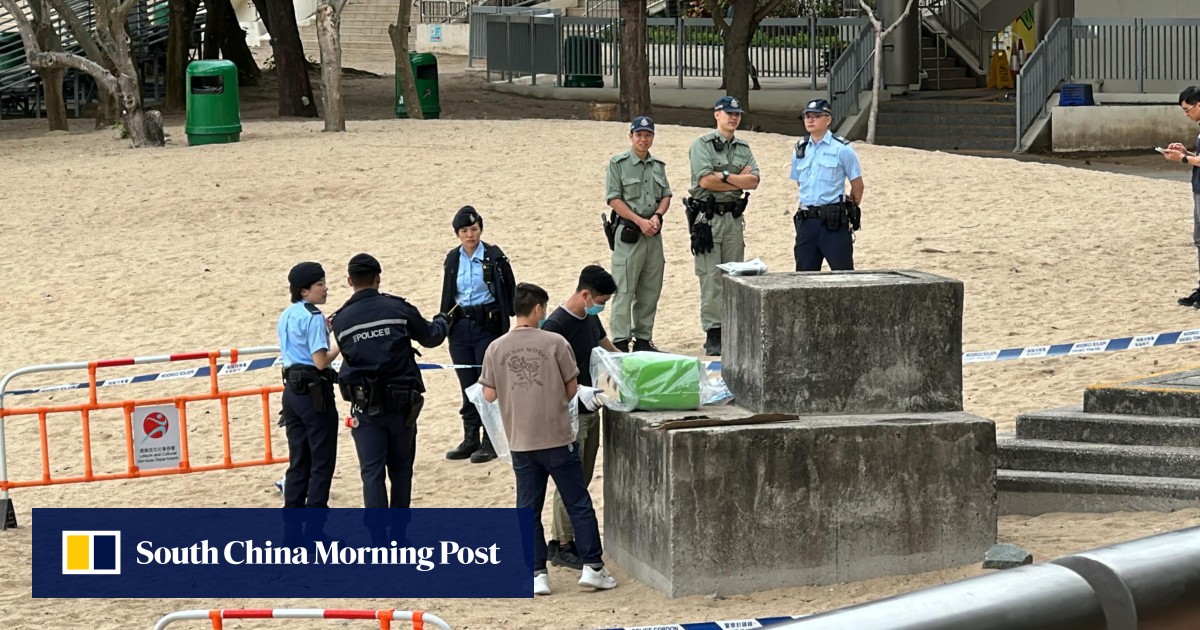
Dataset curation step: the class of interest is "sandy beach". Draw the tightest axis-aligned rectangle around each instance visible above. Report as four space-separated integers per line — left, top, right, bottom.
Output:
3 98 1200 629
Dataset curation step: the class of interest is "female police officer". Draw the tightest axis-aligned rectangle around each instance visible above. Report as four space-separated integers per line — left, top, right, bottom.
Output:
277 262 341 509
439 206 516 464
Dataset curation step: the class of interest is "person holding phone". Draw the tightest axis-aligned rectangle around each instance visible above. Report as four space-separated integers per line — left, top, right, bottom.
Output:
1163 86 1200 307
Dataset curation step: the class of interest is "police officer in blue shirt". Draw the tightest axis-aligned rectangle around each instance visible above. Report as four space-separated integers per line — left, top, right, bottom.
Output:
439 206 515 464
331 253 451 508
277 262 341 510
790 98 865 271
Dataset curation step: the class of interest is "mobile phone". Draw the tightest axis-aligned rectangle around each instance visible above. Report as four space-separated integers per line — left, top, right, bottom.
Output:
1155 147 1167 153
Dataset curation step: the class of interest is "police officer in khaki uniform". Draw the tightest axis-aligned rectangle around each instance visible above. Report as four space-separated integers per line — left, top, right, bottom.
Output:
604 115 672 352
686 96 760 356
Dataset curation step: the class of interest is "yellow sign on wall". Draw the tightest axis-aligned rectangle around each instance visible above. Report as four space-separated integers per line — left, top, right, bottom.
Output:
1010 8 1036 74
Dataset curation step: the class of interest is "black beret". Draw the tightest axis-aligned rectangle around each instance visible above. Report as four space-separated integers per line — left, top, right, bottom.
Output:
287 261 325 289
452 205 483 232
347 253 382 276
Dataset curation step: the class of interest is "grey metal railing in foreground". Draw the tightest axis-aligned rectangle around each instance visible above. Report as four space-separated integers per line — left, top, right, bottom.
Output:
482 15 868 90
826 23 873 132
1015 18 1070 150
1016 17 1200 150
772 525 1200 629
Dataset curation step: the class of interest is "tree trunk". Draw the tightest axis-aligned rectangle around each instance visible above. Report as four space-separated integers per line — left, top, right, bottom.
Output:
204 0 224 58
166 0 202 110
316 0 346 131
617 0 650 120
252 0 274 37
867 32 882 143
707 0 785 118
214 0 261 85
388 0 423 119
96 82 121 128
31 1 67 131
265 0 319 116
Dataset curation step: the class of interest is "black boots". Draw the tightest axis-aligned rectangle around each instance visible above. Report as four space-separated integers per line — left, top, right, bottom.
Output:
613 338 630 352
446 426 480 460
632 339 660 352
703 327 722 356
471 434 497 463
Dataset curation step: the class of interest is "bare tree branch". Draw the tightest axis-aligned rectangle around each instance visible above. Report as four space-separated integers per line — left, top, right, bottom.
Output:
752 0 786 24
704 0 729 36
44 0 107 63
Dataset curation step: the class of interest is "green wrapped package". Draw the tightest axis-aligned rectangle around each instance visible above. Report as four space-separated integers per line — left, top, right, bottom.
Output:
621 353 703 411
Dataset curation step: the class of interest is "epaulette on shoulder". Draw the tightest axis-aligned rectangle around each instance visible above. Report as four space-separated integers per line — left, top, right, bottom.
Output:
610 152 627 164
834 135 851 145
303 302 321 315
380 292 409 303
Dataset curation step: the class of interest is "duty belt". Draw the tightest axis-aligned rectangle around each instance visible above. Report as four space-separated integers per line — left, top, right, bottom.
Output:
457 302 498 322
797 203 843 220
710 201 740 215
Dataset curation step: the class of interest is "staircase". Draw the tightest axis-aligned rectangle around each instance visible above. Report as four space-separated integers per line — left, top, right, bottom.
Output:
298 0 414 70
873 98 1014 152
999 369 1200 516
919 32 975 90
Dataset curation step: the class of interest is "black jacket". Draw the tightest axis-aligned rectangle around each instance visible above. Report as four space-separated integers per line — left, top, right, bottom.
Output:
439 242 516 334
331 288 449 392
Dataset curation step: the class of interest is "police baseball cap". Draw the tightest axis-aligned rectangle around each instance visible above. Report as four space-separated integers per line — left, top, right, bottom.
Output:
804 98 833 115
347 253 382 276
630 115 655 134
714 96 744 113
287 262 325 289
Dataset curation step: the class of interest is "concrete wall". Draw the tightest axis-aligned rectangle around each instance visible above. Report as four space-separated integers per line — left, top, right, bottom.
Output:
1052 103 1200 152
415 24 470 56
1075 0 1200 18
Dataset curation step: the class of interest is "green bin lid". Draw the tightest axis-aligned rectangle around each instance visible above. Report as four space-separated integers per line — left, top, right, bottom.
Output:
187 60 238 76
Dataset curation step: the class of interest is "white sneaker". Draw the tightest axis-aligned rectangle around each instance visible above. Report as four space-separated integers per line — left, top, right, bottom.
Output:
534 573 551 596
578 565 617 590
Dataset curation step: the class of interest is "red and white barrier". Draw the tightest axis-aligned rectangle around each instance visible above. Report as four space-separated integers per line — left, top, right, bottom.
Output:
152 608 452 630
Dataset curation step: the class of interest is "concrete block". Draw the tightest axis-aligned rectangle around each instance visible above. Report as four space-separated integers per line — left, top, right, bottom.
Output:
1084 368 1200 418
983 543 1033 569
603 405 997 598
722 271 963 416
998 437 1200 479
1016 406 1200 447
999 469 1200 515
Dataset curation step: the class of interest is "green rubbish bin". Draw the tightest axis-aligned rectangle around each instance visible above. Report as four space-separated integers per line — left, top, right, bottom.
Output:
0 32 23 72
620 353 702 411
563 35 603 88
185 60 242 146
396 52 440 119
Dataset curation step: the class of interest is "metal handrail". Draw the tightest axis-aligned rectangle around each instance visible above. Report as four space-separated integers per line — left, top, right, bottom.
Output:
1014 17 1071 150
919 0 994 73
827 23 873 129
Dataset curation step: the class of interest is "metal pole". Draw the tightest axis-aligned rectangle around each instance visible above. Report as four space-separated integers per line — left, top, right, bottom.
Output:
506 13 513 83
531 15 537 86
613 17 620 90
810 16 817 89
677 16 684 89
556 14 563 87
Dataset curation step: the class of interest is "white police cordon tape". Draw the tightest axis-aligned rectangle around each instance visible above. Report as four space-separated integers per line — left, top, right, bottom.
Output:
10 327 1200 397
596 615 806 629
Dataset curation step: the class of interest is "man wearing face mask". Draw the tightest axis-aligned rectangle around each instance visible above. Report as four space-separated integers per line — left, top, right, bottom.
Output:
686 95 761 357
540 265 619 571
604 115 672 353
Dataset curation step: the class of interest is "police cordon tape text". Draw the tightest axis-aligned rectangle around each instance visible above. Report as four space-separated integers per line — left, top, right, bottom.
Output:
136 538 499 570
10 327 1200 397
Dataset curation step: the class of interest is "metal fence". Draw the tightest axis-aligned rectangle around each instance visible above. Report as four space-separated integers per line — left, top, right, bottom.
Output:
826 22 874 131
483 15 868 89
419 0 473 24
468 6 560 68
1016 17 1200 148
920 0 995 71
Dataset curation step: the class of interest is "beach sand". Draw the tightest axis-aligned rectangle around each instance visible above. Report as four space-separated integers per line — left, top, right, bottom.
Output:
3 106 1200 629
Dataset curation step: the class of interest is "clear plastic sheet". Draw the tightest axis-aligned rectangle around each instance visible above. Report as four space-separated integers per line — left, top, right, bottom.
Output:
589 348 733 411
465 383 584 464
715 257 767 276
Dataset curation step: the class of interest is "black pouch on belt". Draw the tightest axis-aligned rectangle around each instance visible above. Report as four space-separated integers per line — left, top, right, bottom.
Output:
404 394 425 428
620 220 640 244
824 205 845 231
601 211 617 251
691 221 714 255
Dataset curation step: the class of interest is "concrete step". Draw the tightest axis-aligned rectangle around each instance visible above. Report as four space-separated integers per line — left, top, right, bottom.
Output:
921 57 959 69
921 77 978 90
872 134 1015 151
879 122 1013 139
998 436 1200 479
925 66 967 80
998 469 1200 515
877 111 1013 127
880 99 1013 115
1016 406 1200 448
1083 368 1200 418
921 36 934 47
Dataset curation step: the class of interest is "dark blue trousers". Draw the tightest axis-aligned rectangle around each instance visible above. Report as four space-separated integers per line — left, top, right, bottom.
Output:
512 443 603 573
794 216 854 271
351 408 418 508
449 317 498 430
281 388 339 509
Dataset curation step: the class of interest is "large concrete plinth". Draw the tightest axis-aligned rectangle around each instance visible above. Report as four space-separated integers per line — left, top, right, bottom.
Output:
723 271 963 416
1084 369 1200 417
603 404 997 598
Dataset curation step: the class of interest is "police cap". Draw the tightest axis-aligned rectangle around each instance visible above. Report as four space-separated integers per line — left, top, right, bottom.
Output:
347 253 382 276
804 98 833 115
713 96 744 113
630 115 655 134
287 261 325 289
452 205 484 232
